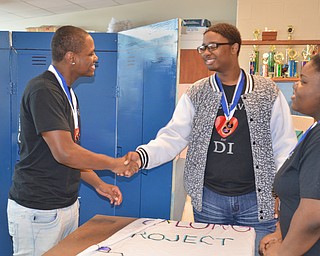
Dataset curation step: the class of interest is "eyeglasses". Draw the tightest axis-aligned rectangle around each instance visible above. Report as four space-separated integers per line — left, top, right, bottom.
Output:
197 42 233 54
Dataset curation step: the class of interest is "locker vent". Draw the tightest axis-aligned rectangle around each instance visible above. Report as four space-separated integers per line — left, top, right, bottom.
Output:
31 56 47 66
95 60 99 68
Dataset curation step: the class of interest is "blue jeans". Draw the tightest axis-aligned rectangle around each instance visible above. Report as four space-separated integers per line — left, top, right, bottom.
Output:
193 187 277 256
7 199 79 256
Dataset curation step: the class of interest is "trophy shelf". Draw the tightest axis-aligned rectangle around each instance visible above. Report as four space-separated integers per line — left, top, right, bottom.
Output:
272 77 299 82
242 40 320 46
243 40 320 82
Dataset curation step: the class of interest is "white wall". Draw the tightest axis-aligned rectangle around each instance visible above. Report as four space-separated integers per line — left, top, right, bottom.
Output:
0 0 236 31
237 0 320 40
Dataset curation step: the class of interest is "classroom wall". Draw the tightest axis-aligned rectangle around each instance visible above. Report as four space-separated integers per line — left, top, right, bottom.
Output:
0 0 236 31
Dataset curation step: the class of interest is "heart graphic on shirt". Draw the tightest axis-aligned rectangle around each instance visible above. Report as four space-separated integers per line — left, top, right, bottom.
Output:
215 116 238 138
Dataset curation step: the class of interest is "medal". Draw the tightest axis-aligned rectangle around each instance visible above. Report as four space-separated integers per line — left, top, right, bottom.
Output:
215 116 238 138
48 65 80 142
212 70 245 138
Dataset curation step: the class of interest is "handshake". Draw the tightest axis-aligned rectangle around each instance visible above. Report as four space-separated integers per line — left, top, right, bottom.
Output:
113 151 142 177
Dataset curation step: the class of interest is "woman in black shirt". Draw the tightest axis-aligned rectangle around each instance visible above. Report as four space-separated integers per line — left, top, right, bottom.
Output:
260 53 320 255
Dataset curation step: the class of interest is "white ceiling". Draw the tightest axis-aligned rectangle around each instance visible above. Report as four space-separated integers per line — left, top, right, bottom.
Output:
0 0 151 23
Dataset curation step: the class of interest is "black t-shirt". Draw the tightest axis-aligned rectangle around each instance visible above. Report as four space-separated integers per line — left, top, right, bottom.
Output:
9 71 81 210
274 124 320 255
205 83 255 195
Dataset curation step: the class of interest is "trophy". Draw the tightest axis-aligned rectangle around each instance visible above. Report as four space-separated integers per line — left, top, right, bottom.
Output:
301 45 311 67
274 52 284 77
287 25 294 40
287 48 298 77
253 45 260 75
310 45 318 56
301 45 318 72
253 29 260 40
262 52 269 77
268 45 276 75
249 51 256 75
252 29 260 74
302 45 318 61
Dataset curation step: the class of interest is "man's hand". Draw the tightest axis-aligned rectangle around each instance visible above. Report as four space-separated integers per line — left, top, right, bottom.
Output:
112 155 139 177
95 183 123 206
124 151 141 169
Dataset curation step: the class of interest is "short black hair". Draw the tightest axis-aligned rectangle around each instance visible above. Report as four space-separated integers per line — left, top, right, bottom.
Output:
204 23 242 55
51 25 89 62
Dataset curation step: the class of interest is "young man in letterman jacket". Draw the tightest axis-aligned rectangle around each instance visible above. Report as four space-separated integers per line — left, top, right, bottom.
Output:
125 23 297 256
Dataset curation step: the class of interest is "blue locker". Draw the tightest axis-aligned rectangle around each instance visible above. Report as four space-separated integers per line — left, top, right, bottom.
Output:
117 19 179 219
10 32 53 168
0 31 13 256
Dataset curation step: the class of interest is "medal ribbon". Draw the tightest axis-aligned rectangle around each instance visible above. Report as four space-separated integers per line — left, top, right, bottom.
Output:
289 121 319 157
214 70 245 121
48 65 79 130
297 122 318 144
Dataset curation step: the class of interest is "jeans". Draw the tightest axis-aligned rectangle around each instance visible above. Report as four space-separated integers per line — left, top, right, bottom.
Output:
7 199 79 256
193 187 277 256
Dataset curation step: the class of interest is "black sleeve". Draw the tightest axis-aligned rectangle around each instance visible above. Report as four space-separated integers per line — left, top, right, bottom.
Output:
28 84 71 135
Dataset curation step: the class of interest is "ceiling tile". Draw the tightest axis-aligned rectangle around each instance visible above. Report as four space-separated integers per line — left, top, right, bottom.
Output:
0 1 40 12
115 0 150 4
15 9 53 18
0 0 152 24
23 0 73 9
48 4 86 14
73 0 119 9
0 12 22 22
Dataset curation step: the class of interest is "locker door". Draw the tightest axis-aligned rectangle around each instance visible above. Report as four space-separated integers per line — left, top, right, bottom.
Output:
0 31 13 256
11 49 52 168
75 33 119 224
11 31 53 168
117 19 179 219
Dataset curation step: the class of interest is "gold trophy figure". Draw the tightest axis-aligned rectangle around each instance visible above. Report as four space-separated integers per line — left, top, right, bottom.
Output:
249 51 256 75
287 48 298 77
252 29 260 74
253 29 260 40
301 45 318 69
301 46 311 67
309 45 318 56
268 45 276 75
274 52 284 77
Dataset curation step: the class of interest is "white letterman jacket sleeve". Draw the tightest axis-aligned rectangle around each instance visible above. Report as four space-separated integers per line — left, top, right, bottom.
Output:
136 93 195 169
270 90 298 170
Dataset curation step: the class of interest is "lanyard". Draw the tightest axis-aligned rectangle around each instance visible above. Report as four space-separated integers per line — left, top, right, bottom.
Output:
48 65 79 130
296 121 318 146
214 70 245 121
289 121 319 157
